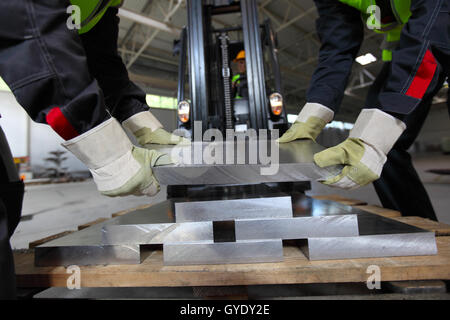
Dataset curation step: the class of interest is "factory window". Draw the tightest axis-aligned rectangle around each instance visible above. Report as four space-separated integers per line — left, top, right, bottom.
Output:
146 94 177 110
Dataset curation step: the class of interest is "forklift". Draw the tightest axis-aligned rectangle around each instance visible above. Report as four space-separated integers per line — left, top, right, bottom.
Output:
169 0 307 199
174 0 289 137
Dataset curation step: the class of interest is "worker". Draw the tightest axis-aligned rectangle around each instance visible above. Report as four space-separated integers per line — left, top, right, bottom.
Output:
279 0 449 220
0 0 182 298
0 125 24 299
231 50 249 99
73 0 188 147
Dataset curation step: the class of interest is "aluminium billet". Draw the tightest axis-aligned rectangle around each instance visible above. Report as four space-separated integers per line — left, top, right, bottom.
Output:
174 196 293 222
35 244 140 267
101 214 359 246
163 239 284 265
302 232 437 260
102 221 213 245
301 214 438 260
151 140 343 185
235 215 359 240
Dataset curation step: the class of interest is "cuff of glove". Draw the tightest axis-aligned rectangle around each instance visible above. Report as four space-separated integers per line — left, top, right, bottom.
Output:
62 118 133 169
296 102 334 124
349 109 406 155
122 111 163 133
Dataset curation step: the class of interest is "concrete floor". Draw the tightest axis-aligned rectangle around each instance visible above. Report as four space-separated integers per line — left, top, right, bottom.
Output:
11 181 167 249
11 154 450 249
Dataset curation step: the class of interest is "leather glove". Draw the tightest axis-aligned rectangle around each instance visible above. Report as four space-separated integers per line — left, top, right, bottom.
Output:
122 111 190 146
277 103 334 143
314 109 406 189
62 118 172 197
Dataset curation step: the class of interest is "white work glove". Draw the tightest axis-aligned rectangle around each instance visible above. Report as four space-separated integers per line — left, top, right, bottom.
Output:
62 118 172 197
278 103 334 143
122 111 190 146
314 109 406 189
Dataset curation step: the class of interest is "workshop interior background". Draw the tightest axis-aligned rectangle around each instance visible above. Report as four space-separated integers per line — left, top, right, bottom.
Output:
0 0 449 250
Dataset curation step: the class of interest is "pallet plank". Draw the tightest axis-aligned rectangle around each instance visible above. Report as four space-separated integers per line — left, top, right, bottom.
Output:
14 237 450 288
311 195 367 206
393 216 450 236
28 231 75 249
353 205 402 218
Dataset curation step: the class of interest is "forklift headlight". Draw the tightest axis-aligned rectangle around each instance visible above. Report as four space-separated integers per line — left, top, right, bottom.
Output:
178 101 190 123
269 93 283 116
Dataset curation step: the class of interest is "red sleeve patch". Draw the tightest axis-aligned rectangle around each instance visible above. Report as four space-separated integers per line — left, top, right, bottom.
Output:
405 50 438 100
46 107 79 140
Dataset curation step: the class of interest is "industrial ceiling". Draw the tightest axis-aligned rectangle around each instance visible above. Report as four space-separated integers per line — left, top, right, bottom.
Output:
117 0 447 123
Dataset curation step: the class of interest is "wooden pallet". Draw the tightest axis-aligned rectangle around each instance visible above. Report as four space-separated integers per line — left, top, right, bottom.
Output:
14 236 450 288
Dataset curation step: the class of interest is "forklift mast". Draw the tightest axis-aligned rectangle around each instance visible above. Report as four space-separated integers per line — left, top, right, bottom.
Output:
170 0 307 198
175 0 289 138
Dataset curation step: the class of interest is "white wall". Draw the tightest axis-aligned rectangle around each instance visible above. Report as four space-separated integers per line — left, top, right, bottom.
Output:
0 91 87 173
0 91 178 173
0 91 28 157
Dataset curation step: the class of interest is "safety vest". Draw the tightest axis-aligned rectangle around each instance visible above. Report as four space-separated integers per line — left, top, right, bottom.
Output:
232 74 243 99
70 0 122 34
339 0 411 61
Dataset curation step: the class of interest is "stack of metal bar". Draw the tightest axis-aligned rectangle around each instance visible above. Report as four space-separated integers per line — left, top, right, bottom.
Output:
34 140 438 267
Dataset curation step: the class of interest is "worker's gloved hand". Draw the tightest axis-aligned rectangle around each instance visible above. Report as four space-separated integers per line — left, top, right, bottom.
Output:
134 127 190 146
123 111 190 146
314 109 406 189
62 118 173 197
277 103 334 143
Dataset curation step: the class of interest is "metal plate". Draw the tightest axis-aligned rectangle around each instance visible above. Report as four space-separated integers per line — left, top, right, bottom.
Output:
34 197 437 266
174 196 293 222
32 197 367 266
235 215 359 240
152 140 343 185
304 232 437 260
35 244 140 267
163 239 284 265
102 222 213 245
301 214 438 260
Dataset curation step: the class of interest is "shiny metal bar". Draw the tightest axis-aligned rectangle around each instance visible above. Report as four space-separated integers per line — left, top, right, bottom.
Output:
302 214 438 260
152 140 342 185
35 244 140 267
102 222 213 245
34 197 438 267
304 232 437 260
102 215 359 245
174 196 293 222
235 215 359 240
163 239 283 265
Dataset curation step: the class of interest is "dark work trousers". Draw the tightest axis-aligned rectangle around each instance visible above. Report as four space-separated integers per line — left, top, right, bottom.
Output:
366 63 448 220
0 0 110 140
79 7 149 123
0 126 24 299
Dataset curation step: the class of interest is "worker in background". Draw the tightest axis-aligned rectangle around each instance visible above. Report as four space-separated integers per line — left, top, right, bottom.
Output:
0 0 183 298
279 0 449 221
231 50 249 99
